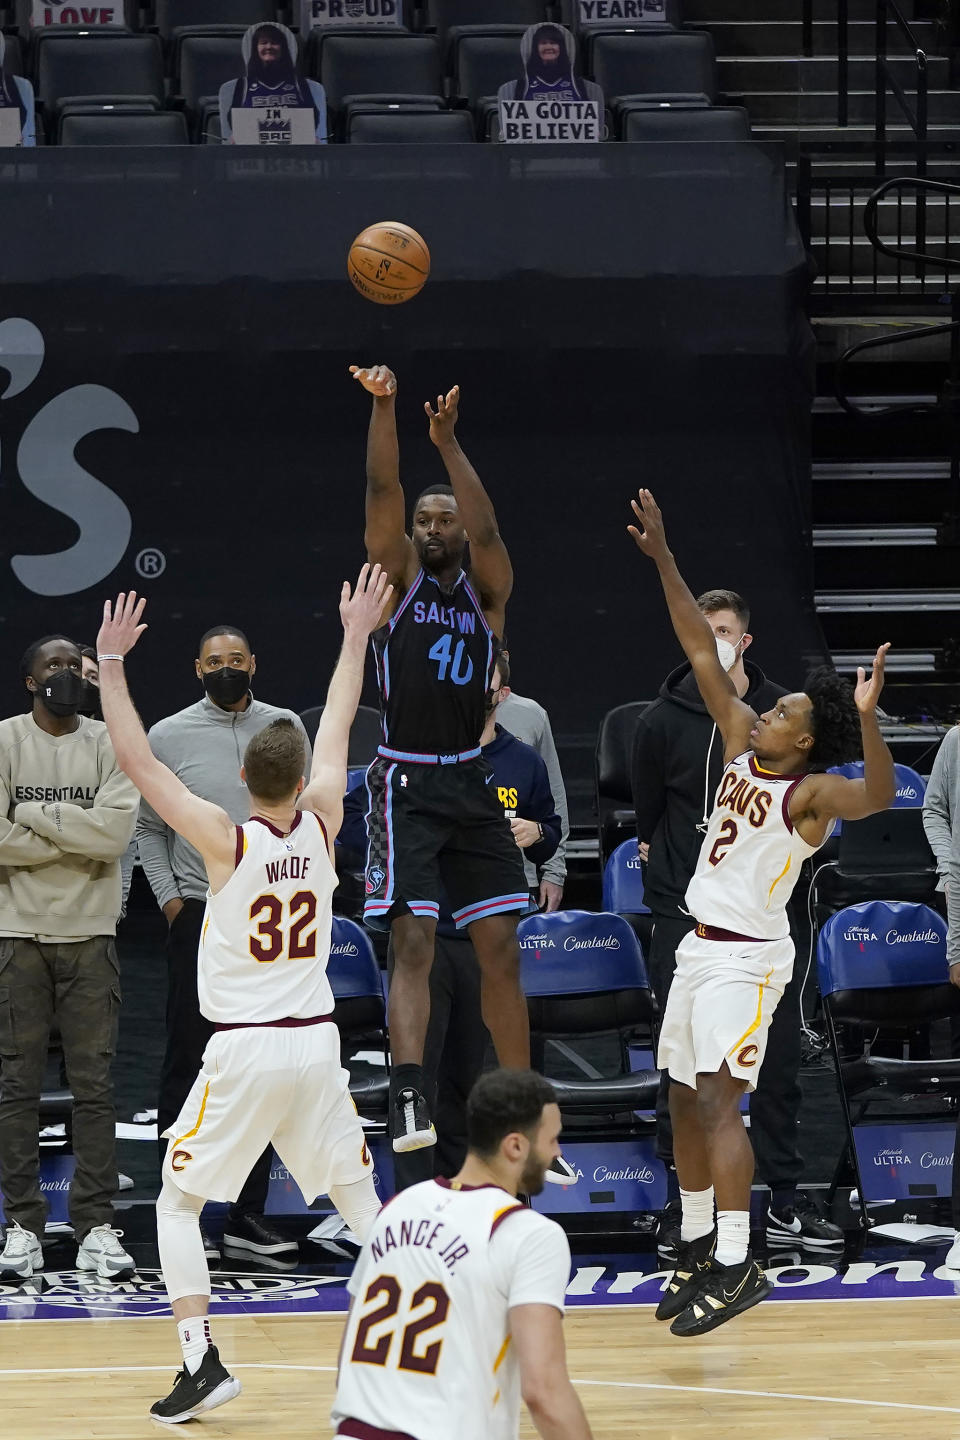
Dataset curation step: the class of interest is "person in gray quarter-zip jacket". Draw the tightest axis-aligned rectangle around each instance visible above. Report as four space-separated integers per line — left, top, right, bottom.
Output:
136 622 310 1261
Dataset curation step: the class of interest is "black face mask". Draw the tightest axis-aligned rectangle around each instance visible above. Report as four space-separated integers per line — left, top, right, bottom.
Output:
202 666 250 707
78 681 101 719
37 668 84 718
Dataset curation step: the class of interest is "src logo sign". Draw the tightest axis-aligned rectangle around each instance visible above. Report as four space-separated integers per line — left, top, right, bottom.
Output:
1 316 139 597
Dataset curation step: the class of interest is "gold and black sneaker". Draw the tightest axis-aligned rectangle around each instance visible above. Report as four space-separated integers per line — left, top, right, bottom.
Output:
654 1228 716 1322
669 1252 771 1337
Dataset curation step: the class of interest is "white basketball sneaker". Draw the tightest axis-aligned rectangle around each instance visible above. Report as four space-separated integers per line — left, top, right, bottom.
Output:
0 1222 43 1279
944 1233 960 1270
76 1224 135 1279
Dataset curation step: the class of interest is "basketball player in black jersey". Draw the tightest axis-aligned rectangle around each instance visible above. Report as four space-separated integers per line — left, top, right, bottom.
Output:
350 363 530 1153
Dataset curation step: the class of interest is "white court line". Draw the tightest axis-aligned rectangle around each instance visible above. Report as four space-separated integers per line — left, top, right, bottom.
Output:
2 1362 960 1417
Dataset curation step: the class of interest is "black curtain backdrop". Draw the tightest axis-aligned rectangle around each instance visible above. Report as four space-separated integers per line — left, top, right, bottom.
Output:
0 143 821 808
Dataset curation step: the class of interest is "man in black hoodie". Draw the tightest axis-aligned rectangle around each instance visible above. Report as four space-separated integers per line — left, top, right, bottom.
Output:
632 588 842 1256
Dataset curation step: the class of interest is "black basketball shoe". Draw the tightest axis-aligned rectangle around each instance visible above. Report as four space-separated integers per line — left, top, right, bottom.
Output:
656 1198 683 1262
149 1346 241 1424
655 1228 716 1322
670 1253 771 1337
392 1088 437 1153
766 1192 844 1251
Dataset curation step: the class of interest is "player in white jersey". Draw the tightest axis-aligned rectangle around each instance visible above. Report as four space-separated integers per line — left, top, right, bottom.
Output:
95 566 393 1422
628 490 895 1336
332 1069 593 1440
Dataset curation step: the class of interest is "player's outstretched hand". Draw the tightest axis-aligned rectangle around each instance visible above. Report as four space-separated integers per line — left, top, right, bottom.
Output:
627 488 670 562
854 642 891 714
340 562 394 638
97 592 148 659
424 385 459 446
349 364 397 398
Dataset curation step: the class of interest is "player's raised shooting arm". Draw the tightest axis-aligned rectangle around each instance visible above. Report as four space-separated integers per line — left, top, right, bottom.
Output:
511 1304 594 1440
95 594 236 869
299 565 393 844
627 489 755 760
426 385 513 633
793 645 896 828
350 364 418 597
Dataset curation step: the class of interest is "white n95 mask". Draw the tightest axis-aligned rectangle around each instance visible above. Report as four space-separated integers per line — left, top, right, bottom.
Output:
716 636 742 672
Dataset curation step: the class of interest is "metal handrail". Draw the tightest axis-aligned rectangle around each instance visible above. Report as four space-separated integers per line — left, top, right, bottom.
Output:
864 175 960 271
876 0 929 182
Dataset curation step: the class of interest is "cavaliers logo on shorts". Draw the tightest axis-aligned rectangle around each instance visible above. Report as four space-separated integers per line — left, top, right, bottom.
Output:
170 1148 193 1171
736 1044 759 1068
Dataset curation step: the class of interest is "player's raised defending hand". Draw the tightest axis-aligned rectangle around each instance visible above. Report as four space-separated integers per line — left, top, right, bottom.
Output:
424 385 460 448
349 363 397 397
339 562 394 641
96 591 149 659
854 643 890 714
626 488 671 564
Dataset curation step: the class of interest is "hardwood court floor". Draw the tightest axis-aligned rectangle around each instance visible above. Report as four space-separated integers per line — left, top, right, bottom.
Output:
3 1300 960 1440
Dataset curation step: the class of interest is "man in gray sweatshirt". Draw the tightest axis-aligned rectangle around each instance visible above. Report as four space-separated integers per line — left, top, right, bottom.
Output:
0 635 138 1281
137 624 311 1260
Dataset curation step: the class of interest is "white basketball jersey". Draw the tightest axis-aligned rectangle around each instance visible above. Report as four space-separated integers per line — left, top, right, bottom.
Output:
198 810 337 1024
684 752 823 940
332 1179 571 1440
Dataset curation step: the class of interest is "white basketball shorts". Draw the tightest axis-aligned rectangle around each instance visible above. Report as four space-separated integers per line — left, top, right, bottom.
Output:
161 1021 373 1202
656 927 795 1092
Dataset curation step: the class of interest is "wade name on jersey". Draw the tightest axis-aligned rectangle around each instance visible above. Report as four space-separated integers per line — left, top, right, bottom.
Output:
264 854 311 884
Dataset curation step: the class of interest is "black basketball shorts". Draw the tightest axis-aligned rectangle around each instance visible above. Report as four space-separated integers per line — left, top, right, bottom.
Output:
363 755 529 931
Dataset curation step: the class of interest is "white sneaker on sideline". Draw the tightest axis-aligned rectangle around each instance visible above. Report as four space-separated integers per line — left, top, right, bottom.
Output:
944 1233 960 1270
0 1222 43 1279
76 1224 135 1279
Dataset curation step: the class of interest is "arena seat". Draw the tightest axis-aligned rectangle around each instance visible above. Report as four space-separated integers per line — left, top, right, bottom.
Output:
176 33 251 135
622 102 751 142
451 29 535 109
518 909 659 1117
817 901 959 1229
424 0 548 45
328 916 388 1119
595 699 649 866
59 105 189 143
812 806 938 920
601 838 652 951
346 105 474 142
2 31 23 75
315 32 441 111
155 0 278 42
34 31 165 117
588 30 717 109
298 702 381 767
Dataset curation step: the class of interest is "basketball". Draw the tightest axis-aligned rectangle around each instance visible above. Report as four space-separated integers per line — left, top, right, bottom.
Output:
347 220 431 305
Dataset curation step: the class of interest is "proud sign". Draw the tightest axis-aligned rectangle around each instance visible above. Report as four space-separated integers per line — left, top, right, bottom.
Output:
500 98 602 143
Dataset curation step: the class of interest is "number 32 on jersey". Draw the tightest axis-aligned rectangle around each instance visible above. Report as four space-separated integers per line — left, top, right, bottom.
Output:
248 890 318 963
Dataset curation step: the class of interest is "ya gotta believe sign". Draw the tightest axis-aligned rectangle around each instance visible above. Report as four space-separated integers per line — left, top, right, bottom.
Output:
499 97 603 143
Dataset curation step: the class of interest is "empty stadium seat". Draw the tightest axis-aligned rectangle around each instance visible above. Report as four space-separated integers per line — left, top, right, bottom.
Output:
602 837 652 951
155 0 278 40
424 0 547 44
588 31 717 107
316 31 441 110
346 104 474 142
817 901 958 1228
813 807 938 919
328 916 388 1118
595 699 650 866
2 32 24 75
176 33 250 132
518 909 659 1116
35 32 164 115
623 103 751 142
451 30 532 108
59 106 189 142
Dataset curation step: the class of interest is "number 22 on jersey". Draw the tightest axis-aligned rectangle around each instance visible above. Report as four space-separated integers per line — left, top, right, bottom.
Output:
351 1276 451 1375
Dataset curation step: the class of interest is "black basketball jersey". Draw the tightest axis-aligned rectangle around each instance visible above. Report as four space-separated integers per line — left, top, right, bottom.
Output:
371 569 496 757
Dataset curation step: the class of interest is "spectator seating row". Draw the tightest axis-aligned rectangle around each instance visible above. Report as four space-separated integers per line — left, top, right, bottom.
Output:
2 21 743 143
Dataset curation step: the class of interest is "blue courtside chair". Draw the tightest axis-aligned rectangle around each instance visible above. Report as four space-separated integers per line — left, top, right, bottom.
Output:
328 916 388 1119
517 909 659 1118
601 838 653 951
817 900 959 1227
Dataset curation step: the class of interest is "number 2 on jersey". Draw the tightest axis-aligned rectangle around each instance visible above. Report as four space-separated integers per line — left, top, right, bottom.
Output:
428 633 474 686
708 817 738 867
249 890 317 963
351 1276 450 1375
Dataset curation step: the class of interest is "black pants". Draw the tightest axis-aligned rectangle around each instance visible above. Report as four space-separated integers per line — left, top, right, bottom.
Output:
648 909 804 1195
392 930 489 1193
157 899 271 1214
